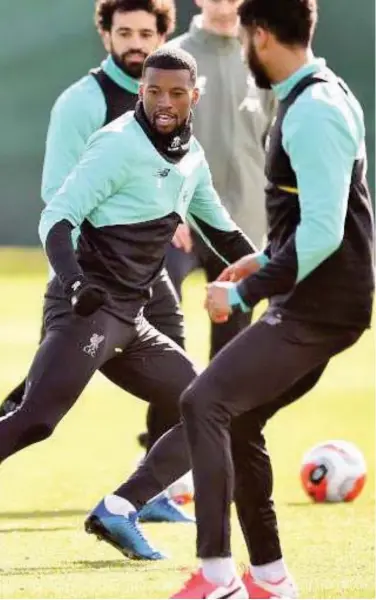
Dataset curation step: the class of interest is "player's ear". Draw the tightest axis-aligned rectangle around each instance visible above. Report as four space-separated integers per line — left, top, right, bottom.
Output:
192 86 200 107
101 30 111 54
139 83 144 101
256 26 269 51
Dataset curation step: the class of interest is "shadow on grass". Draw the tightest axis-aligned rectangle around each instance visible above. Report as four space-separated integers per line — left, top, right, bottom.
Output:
0 526 76 534
0 559 178 576
0 509 88 520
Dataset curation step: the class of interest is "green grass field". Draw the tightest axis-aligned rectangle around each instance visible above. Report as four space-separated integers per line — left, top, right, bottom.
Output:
0 249 374 599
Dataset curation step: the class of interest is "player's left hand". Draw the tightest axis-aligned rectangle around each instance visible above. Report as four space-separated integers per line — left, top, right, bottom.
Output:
205 282 233 323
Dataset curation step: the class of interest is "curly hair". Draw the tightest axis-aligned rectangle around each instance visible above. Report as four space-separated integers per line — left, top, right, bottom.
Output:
143 47 197 84
239 0 318 46
95 0 176 36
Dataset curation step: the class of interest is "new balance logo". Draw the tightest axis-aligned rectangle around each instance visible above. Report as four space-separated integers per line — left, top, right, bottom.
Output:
170 136 181 149
154 168 171 178
83 333 105 358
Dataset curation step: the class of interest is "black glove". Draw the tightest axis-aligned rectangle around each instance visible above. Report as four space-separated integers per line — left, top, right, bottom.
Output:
65 277 109 317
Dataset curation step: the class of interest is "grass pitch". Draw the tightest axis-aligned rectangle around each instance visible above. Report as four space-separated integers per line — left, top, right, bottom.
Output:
0 249 374 599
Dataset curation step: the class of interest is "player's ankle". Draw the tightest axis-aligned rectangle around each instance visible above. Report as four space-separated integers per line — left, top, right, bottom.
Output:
201 556 238 587
103 494 137 516
251 557 290 583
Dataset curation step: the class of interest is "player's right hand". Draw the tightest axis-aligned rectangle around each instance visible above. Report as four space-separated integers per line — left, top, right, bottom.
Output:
217 253 262 283
66 277 110 317
172 223 193 253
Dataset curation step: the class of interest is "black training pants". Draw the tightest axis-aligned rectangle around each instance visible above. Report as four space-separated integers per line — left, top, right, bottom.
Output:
0 269 185 450
0 295 196 465
118 310 363 561
143 269 186 448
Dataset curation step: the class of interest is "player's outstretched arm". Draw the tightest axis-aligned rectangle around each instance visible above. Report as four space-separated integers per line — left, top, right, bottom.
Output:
43 219 110 317
39 129 128 315
188 156 268 320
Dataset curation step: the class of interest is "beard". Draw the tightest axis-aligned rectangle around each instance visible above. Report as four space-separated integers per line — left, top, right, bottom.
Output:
111 49 148 79
247 42 272 89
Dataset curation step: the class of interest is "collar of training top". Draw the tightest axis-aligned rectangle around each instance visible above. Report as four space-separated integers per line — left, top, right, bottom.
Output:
134 101 192 164
101 55 140 94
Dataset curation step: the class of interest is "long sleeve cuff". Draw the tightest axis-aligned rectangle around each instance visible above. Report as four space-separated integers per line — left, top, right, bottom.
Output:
45 219 84 291
237 236 298 307
227 252 270 311
255 251 270 268
228 284 250 313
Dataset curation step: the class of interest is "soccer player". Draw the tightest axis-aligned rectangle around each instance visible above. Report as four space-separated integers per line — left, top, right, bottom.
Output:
109 0 374 596
0 0 193 525
0 48 256 564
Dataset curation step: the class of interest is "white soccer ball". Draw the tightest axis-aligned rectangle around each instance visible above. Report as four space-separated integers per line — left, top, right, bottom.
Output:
300 440 367 502
167 471 194 505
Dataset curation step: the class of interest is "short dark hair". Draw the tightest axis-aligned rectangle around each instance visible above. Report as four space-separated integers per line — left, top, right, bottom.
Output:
143 47 197 84
238 0 318 46
95 0 176 37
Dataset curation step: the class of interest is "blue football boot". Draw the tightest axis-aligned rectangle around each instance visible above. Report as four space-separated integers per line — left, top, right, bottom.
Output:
138 493 195 523
85 497 166 560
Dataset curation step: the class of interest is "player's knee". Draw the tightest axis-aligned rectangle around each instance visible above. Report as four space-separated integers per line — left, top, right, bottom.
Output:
180 380 217 421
